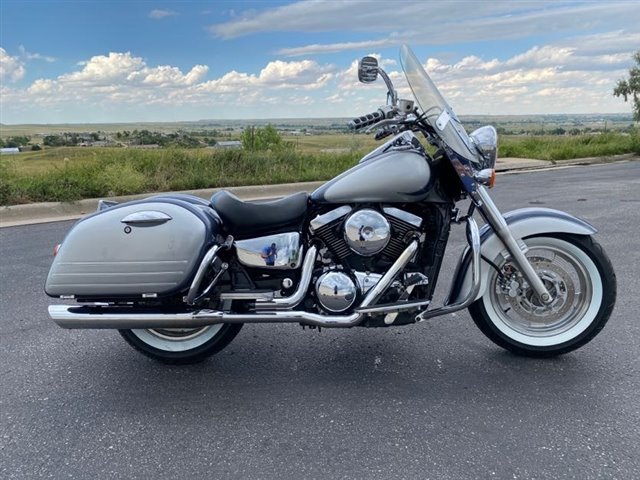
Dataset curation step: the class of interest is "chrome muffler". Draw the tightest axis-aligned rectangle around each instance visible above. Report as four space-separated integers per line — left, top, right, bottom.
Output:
47 305 361 329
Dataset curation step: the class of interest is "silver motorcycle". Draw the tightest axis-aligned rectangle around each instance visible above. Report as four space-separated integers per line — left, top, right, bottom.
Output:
46 45 616 364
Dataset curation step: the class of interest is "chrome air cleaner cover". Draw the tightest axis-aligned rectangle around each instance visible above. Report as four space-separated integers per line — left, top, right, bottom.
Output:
344 209 390 256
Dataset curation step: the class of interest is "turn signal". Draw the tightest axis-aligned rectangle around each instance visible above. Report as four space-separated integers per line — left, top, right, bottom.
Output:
53 244 61 256
488 168 496 188
474 168 496 188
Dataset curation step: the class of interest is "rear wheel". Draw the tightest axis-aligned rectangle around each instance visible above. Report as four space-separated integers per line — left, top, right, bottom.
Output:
119 323 243 364
469 234 616 357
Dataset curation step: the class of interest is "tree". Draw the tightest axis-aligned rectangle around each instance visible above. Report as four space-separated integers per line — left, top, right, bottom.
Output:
240 124 283 151
613 51 640 122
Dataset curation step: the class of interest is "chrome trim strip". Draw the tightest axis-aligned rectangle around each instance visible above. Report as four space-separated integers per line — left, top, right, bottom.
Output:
120 211 172 225
357 299 429 314
310 206 352 232
383 207 422 228
220 291 274 301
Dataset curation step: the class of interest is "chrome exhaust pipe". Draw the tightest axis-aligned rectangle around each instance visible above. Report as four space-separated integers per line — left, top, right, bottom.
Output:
48 240 420 330
48 304 361 329
254 245 317 310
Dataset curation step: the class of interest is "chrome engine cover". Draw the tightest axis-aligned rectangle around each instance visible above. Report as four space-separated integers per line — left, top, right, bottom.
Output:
344 209 390 256
315 271 357 313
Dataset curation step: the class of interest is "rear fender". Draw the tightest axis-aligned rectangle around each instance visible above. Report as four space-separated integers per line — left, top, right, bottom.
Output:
449 208 597 304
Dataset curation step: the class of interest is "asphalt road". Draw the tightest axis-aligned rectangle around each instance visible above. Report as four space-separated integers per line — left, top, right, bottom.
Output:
1 161 639 479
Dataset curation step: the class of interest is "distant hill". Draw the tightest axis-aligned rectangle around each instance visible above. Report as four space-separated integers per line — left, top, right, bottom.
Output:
0 113 634 138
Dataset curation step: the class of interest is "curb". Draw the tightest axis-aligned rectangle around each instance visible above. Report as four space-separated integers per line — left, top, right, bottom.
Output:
1 154 637 228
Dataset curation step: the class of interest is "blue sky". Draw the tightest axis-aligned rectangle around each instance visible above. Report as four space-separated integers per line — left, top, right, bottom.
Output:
1 0 638 123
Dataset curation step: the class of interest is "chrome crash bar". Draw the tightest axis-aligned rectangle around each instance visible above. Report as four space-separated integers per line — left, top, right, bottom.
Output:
415 217 481 322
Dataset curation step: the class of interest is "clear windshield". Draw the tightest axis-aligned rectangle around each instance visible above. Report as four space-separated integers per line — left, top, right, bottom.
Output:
400 45 480 165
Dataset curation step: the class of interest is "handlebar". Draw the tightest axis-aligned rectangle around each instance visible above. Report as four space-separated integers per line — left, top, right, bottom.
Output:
348 109 386 130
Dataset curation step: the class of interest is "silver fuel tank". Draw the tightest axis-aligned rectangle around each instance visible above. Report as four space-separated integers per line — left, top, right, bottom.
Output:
310 150 431 204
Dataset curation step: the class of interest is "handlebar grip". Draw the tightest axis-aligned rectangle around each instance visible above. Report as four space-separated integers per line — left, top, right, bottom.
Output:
348 109 385 130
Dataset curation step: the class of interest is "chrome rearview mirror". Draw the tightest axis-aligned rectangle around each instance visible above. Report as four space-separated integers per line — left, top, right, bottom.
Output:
358 55 398 106
358 56 379 83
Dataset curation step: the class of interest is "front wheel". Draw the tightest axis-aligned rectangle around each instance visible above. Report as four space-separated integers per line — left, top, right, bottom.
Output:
119 323 243 364
469 234 616 357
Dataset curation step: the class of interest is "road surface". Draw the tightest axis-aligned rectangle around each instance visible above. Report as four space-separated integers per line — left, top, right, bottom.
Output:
1 161 639 479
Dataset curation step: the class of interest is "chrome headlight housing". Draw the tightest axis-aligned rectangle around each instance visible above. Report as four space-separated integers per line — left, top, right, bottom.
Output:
469 125 498 169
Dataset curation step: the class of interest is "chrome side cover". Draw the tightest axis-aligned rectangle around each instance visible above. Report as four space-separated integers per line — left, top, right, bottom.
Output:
235 232 303 269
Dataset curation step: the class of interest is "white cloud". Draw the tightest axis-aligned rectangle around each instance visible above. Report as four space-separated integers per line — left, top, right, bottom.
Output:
210 1 560 39
0 52 337 121
210 0 638 59
197 59 334 93
149 9 177 20
1 27 636 123
18 45 56 63
0 48 26 82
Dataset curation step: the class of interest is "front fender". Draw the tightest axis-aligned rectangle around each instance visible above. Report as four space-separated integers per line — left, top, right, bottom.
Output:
449 208 597 304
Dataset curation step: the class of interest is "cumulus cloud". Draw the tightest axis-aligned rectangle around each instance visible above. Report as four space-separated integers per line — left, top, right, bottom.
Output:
1 27 636 123
323 30 638 116
404 41 634 115
197 59 334 94
0 51 337 121
149 9 177 20
0 48 26 82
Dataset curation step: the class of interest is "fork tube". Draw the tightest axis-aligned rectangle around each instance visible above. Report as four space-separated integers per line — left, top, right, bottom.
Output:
471 186 552 304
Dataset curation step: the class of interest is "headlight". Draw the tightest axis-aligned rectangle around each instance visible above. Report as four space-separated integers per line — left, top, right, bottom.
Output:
469 125 497 169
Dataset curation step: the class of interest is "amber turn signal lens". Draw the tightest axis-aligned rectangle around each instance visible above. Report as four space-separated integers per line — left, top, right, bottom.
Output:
489 169 496 188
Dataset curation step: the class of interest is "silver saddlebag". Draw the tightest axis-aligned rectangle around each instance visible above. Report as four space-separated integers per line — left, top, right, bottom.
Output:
45 196 220 299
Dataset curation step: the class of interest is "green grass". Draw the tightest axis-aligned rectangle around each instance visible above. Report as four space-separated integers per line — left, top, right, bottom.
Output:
1 132 638 206
499 132 640 161
0 147 362 205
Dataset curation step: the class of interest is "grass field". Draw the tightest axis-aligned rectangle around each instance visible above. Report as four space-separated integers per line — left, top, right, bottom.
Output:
1 132 638 206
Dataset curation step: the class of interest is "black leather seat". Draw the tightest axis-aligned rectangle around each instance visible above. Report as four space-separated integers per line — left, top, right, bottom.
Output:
210 190 308 237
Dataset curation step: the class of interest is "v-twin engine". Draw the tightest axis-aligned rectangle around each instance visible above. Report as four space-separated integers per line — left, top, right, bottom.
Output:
310 206 423 262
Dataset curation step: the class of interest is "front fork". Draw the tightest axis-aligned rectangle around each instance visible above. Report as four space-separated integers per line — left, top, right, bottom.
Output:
470 186 553 304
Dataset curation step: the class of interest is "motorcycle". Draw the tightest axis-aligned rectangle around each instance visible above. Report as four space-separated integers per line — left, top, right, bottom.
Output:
45 45 616 364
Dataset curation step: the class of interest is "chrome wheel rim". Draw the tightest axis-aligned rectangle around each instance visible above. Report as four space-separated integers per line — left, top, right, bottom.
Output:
483 237 602 347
